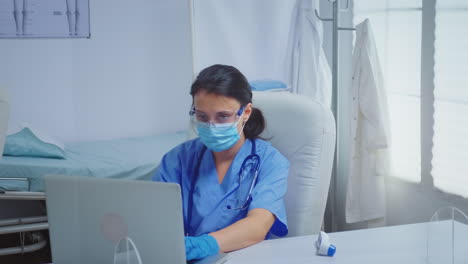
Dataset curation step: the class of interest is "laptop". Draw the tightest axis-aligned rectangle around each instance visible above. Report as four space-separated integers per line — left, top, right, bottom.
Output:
45 175 227 264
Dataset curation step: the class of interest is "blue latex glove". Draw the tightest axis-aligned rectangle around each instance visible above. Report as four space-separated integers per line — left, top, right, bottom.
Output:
184 234 220 261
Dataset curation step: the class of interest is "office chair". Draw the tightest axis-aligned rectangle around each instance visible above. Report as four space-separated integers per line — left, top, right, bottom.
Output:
253 91 336 236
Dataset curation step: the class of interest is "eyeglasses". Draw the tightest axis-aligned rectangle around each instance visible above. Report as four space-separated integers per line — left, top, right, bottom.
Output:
189 106 245 129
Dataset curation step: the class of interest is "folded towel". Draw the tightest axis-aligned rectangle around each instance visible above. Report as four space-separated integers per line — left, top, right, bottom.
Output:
250 80 288 92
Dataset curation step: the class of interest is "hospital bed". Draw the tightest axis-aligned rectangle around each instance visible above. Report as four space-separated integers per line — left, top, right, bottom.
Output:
0 130 187 256
0 132 187 192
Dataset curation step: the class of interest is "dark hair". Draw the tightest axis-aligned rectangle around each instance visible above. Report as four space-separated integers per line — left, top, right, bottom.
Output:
190 64 265 139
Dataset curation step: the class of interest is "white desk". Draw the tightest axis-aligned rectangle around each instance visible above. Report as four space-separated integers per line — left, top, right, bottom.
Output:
225 221 468 264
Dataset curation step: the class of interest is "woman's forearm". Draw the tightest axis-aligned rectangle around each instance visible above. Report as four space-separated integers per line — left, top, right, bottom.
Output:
209 208 275 253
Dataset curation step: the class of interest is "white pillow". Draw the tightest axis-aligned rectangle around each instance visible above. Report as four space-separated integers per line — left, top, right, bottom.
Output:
7 123 64 149
4 123 65 159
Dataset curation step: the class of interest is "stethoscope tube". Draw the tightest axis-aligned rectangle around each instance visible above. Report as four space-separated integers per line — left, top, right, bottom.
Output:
185 139 259 236
186 145 206 236
235 142 260 210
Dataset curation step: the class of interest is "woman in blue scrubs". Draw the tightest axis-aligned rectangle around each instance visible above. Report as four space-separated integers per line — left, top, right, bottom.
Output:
153 64 289 260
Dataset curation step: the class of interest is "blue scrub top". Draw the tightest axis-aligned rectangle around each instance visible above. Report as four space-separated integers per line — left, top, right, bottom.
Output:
152 138 289 238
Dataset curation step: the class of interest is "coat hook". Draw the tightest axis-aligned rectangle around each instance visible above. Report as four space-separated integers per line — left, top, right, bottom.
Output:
314 9 332 22
339 0 351 11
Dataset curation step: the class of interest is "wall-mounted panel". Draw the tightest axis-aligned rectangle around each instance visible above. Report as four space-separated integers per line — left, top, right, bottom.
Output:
0 0 90 38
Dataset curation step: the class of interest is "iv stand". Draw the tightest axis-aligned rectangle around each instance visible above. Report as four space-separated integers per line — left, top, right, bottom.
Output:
315 0 355 232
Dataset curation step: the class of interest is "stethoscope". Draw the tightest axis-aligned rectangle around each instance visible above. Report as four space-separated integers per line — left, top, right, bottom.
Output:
185 139 261 236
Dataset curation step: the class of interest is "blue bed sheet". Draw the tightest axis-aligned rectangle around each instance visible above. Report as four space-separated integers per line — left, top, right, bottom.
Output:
0 131 187 192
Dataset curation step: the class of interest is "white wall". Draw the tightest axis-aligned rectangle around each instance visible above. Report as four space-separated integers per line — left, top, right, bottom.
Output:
0 0 193 142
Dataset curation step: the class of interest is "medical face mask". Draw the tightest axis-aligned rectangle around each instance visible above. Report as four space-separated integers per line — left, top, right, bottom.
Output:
196 118 243 152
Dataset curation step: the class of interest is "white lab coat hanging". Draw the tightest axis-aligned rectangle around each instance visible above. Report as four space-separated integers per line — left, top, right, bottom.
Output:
346 19 391 224
284 0 332 108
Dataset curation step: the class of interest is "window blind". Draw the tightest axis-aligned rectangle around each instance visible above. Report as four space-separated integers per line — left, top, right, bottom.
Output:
432 0 468 197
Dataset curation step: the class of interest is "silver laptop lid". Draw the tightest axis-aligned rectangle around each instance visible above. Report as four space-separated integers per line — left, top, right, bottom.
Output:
45 175 186 264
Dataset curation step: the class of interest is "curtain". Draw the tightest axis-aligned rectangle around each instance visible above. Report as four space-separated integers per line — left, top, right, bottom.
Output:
192 0 295 81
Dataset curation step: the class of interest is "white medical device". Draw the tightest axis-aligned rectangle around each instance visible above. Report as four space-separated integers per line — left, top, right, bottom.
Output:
316 231 336 257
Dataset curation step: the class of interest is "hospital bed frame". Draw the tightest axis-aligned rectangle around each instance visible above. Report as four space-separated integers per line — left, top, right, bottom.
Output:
0 177 49 256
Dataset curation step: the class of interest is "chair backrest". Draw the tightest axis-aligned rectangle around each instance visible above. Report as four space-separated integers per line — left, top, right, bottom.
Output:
0 87 9 160
253 92 336 237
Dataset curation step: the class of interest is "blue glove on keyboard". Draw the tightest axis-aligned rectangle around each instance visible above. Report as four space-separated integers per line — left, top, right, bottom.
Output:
184 234 220 261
